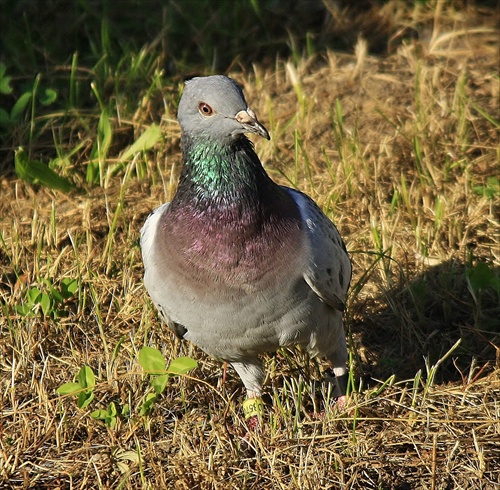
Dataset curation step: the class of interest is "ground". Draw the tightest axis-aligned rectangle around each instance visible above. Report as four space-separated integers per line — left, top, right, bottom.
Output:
0 1 499 489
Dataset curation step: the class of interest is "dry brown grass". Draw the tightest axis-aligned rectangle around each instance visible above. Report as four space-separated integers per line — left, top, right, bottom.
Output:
1 3 499 489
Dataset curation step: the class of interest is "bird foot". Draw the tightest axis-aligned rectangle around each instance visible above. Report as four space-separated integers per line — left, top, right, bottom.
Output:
336 394 347 410
246 415 260 431
309 395 347 420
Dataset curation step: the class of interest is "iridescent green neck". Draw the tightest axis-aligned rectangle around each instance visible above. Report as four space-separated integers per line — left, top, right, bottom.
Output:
174 134 271 205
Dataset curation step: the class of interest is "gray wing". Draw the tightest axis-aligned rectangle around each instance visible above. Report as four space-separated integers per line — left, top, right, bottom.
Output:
140 202 170 260
284 187 352 312
140 203 188 339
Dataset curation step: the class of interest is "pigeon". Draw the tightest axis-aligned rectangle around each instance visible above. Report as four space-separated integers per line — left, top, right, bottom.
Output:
141 75 352 425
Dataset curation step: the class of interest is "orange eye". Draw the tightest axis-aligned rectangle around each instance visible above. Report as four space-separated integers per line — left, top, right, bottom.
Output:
198 102 213 115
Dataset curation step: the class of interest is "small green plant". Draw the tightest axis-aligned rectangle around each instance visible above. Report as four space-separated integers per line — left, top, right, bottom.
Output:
91 401 128 429
57 365 130 429
423 339 462 392
0 68 58 140
15 277 78 318
0 63 14 123
56 348 197 427
107 123 162 180
15 147 74 193
466 261 500 304
472 176 499 200
86 106 113 186
138 347 198 416
57 365 96 409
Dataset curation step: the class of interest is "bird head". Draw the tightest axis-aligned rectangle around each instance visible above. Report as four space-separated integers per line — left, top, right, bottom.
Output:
177 75 270 143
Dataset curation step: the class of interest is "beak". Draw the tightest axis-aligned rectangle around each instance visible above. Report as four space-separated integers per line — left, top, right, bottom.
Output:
235 108 270 140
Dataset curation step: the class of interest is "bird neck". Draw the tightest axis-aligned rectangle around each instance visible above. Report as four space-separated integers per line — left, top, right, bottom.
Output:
173 134 278 210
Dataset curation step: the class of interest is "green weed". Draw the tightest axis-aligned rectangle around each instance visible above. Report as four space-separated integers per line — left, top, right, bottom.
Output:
57 348 197 427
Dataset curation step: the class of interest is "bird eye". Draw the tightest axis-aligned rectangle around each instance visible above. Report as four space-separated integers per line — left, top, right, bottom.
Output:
198 102 213 116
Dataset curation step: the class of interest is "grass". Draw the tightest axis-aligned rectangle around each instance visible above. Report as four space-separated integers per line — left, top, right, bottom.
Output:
1 1 499 488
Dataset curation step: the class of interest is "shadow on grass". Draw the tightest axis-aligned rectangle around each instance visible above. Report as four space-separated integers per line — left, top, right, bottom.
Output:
351 257 499 386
